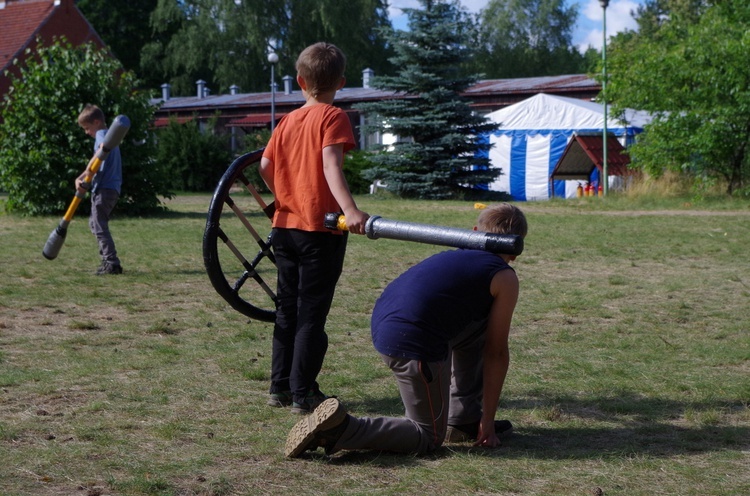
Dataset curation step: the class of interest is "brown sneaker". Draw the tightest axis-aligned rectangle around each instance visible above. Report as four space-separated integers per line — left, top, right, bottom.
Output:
285 398 347 457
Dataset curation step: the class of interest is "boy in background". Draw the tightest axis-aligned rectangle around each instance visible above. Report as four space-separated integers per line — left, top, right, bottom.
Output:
259 42 369 414
285 204 526 456
76 104 123 275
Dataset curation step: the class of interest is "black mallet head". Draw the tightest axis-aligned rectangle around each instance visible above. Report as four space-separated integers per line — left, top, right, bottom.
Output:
42 225 68 260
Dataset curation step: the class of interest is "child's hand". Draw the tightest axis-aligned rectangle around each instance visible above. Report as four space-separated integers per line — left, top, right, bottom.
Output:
75 177 87 194
343 208 369 235
473 419 501 448
75 171 91 194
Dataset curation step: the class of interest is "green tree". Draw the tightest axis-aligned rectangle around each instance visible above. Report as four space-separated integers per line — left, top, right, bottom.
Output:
75 0 161 88
0 40 172 215
472 0 588 78
356 0 500 199
607 0 750 195
272 0 393 88
631 0 705 39
140 0 393 96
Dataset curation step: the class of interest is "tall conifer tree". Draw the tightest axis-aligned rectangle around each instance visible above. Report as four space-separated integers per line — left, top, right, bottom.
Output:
358 0 500 199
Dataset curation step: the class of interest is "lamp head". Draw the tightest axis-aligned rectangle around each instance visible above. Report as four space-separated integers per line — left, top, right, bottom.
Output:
599 0 609 8
268 53 279 64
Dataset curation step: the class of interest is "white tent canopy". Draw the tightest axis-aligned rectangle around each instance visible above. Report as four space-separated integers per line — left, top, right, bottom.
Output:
480 93 650 201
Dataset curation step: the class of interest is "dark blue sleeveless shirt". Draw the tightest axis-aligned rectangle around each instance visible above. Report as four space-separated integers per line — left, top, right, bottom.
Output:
371 249 513 361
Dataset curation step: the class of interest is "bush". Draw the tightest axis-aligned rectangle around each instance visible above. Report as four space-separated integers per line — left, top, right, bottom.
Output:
0 39 172 215
155 116 233 192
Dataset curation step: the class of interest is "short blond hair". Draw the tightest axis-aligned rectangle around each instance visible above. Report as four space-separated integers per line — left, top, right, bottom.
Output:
77 104 106 126
295 42 346 98
476 203 528 237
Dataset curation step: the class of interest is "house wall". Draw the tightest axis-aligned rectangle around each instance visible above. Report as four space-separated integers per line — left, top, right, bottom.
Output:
152 75 602 157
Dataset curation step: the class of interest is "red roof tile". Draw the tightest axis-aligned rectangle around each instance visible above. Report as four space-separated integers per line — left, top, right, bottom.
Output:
0 0 108 102
0 0 55 73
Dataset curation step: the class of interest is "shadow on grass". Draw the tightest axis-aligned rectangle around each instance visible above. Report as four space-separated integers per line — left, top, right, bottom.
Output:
495 423 749 460
319 393 749 465
497 392 750 459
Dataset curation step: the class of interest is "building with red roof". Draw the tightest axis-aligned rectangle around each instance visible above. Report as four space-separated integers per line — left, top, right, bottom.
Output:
0 0 106 102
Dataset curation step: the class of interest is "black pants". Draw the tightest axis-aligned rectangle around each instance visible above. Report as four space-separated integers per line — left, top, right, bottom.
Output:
269 228 348 404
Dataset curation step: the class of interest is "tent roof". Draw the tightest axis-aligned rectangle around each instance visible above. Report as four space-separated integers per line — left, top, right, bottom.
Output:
487 93 650 132
550 133 633 181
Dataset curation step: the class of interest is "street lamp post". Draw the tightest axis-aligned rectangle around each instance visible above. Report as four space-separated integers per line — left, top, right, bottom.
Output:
600 0 609 196
268 52 279 133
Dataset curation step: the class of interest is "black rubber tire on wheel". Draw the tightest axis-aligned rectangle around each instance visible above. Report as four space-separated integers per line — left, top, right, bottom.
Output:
202 148 277 322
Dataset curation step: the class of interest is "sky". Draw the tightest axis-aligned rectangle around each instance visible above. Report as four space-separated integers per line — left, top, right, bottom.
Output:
387 0 646 53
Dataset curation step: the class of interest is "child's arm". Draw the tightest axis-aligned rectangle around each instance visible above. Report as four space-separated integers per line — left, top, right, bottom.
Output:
475 268 519 448
322 144 369 235
75 135 105 193
259 157 275 195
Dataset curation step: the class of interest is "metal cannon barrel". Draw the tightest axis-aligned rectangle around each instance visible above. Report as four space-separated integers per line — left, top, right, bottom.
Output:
324 213 524 256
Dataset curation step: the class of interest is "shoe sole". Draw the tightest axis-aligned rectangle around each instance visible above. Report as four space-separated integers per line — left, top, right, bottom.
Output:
285 398 346 458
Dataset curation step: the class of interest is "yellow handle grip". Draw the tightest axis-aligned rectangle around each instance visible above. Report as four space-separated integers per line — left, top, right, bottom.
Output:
324 212 348 231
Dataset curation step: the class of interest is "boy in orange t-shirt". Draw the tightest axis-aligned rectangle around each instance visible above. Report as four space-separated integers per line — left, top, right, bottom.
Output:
259 42 369 414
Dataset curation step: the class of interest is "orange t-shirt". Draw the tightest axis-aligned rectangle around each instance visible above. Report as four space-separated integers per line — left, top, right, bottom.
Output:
262 104 356 232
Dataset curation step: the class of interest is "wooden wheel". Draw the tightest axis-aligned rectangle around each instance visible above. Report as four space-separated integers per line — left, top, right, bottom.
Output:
203 149 277 322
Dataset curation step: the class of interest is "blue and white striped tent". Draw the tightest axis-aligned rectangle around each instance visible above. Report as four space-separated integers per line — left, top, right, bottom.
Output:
480 93 651 201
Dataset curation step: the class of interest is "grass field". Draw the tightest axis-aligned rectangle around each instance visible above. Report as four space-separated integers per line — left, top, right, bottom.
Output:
1 192 749 495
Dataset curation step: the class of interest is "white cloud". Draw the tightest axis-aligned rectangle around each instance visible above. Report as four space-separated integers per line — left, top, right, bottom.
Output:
578 0 641 51
388 0 645 53
388 0 645 52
